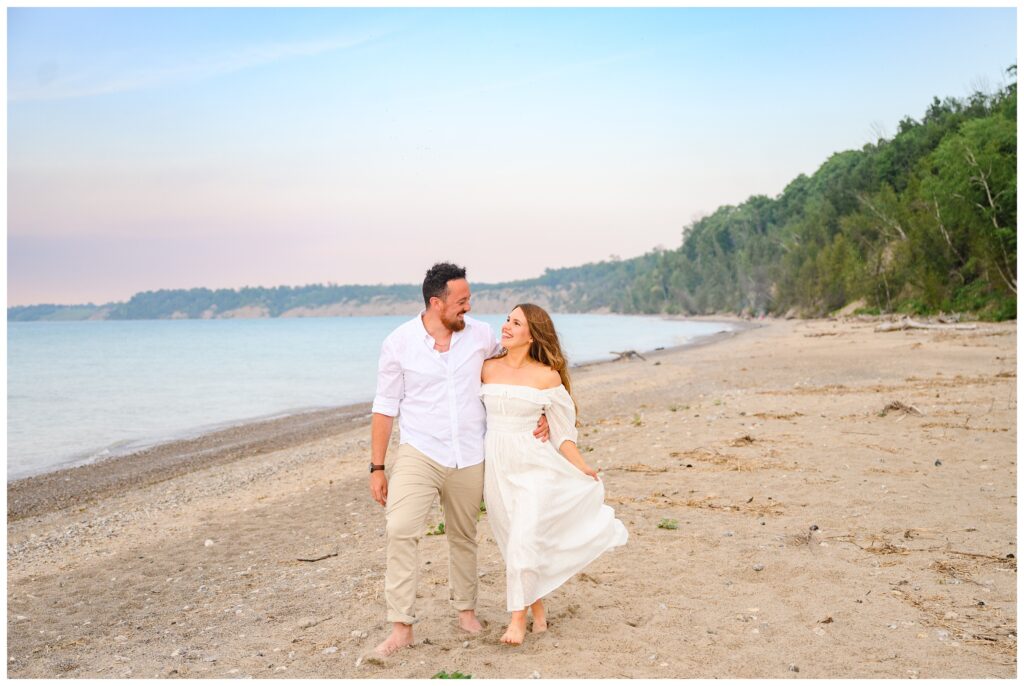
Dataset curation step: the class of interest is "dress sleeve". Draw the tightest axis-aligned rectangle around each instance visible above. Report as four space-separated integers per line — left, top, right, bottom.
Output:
546 386 578 450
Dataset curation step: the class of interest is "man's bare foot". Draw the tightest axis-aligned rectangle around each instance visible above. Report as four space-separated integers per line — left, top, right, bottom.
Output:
458 610 483 634
374 623 414 657
500 611 528 645
529 600 547 633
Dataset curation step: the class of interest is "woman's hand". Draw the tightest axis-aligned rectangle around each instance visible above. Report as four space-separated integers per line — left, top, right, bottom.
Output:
579 463 600 480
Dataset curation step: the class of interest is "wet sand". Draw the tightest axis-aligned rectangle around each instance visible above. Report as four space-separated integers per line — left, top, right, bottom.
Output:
6 317 1016 678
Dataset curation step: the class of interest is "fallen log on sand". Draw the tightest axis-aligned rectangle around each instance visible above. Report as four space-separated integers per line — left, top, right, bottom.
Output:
875 317 978 333
611 350 647 361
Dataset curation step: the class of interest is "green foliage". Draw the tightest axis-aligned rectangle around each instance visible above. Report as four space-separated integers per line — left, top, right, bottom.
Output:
426 522 445 536
7 304 103 321
110 283 423 320
658 519 679 530
432 671 472 679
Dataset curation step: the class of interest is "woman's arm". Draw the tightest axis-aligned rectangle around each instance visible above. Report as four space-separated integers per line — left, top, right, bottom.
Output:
556 440 599 480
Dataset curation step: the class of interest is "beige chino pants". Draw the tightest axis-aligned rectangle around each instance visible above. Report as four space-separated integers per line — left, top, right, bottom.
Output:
384 443 484 624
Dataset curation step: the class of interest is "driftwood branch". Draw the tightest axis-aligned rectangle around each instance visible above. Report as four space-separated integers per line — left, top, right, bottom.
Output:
610 350 647 361
297 552 338 563
875 317 978 332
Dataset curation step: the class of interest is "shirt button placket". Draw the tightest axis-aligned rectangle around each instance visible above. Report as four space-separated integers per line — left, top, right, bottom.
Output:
447 355 461 468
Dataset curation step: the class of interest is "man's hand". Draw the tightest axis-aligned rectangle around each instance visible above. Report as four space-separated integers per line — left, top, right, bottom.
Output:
370 471 388 507
533 414 550 442
370 413 395 507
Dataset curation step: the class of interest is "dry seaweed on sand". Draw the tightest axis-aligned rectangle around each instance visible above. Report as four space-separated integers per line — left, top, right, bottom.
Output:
879 400 923 417
608 463 669 473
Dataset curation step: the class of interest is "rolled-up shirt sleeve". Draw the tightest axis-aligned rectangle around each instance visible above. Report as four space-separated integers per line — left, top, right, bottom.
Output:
371 337 403 416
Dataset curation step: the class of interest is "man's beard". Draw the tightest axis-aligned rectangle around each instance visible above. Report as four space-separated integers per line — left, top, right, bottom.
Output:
442 312 466 332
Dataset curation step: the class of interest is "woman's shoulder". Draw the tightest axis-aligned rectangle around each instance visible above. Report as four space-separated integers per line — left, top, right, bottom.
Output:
535 365 562 389
481 356 502 382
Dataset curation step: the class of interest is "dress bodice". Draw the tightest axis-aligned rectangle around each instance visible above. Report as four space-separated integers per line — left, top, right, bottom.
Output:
480 383 578 447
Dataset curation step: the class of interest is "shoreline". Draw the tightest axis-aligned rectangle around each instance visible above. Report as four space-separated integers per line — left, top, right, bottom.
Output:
6 403 373 522
7 317 748 521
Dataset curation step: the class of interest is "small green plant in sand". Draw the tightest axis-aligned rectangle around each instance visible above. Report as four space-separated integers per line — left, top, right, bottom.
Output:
432 670 472 679
632 413 643 427
426 522 446 536
658 518 679 530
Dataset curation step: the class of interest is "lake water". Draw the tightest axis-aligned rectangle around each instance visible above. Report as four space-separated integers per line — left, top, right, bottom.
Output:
7 314 733 480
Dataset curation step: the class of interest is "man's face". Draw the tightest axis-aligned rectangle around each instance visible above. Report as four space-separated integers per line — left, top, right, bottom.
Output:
437 278 471 332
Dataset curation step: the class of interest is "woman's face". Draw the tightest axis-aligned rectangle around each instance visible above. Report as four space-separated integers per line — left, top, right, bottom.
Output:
501 307 532 349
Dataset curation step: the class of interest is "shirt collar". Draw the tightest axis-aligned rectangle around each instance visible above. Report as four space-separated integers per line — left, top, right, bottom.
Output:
417 310 465 349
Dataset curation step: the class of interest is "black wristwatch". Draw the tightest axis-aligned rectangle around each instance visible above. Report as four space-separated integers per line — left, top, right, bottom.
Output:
369 463 385 473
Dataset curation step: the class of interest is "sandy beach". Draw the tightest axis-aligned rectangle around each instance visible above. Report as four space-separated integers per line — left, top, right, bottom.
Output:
6 316 1016 679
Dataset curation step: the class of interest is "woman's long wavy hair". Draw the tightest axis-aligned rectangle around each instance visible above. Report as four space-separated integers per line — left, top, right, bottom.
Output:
510 303 580 424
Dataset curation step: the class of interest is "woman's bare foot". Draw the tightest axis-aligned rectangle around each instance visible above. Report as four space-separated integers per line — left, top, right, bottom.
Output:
374 623 414 657
500 611 528 645
530 600 547 633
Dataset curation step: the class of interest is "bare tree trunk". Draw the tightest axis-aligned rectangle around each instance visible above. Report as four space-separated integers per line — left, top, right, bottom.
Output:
962 143 1017 294
931 198 966 284
874 250 893 313
858 193 908 241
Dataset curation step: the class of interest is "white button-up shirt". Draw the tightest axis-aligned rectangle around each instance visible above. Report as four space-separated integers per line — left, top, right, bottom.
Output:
372 312 501 468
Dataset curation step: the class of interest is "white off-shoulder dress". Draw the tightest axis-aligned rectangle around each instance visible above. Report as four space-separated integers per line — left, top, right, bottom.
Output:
480 383 629 611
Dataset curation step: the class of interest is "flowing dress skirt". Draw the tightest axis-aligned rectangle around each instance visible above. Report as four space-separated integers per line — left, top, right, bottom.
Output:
481 384 628 611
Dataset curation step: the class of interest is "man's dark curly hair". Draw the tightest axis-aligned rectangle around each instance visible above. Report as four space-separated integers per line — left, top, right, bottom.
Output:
422 262 467 306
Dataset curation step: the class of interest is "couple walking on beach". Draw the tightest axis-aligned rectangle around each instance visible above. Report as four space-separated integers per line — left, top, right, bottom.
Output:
368 262 628 655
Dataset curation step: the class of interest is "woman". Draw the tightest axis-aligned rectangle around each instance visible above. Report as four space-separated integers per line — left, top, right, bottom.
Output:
480 303 629 645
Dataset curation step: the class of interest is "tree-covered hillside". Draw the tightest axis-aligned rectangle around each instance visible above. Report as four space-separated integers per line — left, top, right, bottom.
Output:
610 67 1017 319
9 69 1015 322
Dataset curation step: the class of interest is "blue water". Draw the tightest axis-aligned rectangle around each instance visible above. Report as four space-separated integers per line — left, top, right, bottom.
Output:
6 314 733 480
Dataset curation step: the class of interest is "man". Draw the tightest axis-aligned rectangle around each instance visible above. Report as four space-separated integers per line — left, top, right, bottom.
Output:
369 262 548 657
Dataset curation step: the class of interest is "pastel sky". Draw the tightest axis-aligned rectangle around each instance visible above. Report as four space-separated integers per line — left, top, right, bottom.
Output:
7 7 1017 306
